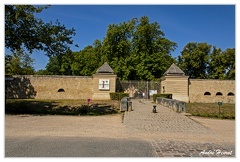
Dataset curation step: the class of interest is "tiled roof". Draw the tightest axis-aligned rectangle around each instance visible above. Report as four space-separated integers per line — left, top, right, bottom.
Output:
96 62 114 74
164 63 185 76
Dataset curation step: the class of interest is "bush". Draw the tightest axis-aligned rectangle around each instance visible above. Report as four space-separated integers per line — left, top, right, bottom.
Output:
110 92 129 100
153 94 172 103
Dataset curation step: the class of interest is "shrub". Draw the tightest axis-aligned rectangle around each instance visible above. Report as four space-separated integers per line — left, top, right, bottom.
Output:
153 94 172 103
110 92 129 100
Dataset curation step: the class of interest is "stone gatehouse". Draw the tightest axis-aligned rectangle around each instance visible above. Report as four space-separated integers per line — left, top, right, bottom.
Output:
160 63 235 103
5 62 235 103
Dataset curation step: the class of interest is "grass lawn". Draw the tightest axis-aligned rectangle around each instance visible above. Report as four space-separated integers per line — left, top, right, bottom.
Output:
186 102 235 119
5 99 120 116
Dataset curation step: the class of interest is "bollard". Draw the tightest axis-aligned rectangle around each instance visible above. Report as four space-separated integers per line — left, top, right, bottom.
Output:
152 105 157 113
128 101 132 111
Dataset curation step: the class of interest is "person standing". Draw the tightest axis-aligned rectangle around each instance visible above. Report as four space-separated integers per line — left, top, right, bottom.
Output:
142 92 145 104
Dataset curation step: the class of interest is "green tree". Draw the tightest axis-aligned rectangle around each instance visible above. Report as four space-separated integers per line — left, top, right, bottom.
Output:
5 49 35 75
223 48 235 79
5 54 12 74
41 16 177 80
72 44 102 76
5 5 77 58
45 56 61 75
35 69 49 75
101 16 176 80
101 19 137 80
133 16 176 80
43 40 103 76
177 42 211 78
208 46 225 79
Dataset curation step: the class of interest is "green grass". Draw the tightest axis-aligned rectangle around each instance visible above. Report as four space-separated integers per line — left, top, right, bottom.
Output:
186 102 235 119
5 99 120 116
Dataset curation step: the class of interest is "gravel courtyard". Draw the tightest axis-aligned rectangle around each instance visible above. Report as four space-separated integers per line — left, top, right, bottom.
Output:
5 99 235 157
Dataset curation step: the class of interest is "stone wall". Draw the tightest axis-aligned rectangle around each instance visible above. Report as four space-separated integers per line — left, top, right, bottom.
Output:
5 75 235 103
5 75 93 100
161 75 189 102
189 79 235 103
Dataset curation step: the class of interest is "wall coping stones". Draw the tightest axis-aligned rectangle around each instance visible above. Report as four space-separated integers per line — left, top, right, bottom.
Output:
7 75 93 78
189 79 235 81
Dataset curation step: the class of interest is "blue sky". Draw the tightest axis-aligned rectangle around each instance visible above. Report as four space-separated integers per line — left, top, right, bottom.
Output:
7 5 236 70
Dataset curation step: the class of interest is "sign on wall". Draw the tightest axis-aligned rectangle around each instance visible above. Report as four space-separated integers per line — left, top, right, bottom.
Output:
149 90 157 96
99 79 110 90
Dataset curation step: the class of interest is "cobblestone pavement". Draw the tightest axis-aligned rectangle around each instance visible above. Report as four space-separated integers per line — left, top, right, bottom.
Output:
150 140 234 157
123 99 235 157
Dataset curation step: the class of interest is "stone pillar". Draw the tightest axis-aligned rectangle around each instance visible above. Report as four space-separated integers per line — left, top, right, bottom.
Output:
161 75 189 102
92 62 117 100
161 63 189 102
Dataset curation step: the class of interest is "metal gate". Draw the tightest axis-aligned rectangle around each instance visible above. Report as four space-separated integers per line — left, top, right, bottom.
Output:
116 80 161 99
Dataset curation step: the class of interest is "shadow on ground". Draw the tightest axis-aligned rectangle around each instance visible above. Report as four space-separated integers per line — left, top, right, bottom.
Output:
5 100 118 116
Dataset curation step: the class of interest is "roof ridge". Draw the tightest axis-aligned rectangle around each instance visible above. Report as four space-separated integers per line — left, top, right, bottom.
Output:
163 63 185 76
96 62 114 74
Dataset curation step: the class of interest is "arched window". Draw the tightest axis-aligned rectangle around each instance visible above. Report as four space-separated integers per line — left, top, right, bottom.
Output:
58 88 65 92
204 92 211 96
227 92 234 96
216 92 223 96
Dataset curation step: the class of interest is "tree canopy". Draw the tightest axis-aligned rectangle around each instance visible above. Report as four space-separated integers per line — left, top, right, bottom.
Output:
177 42 235 79
5 49 35 75
40 16 177 80
5 5 235 80
5 5 77 57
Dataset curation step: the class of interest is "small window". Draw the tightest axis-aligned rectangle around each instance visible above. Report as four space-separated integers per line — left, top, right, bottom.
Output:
216 92 223 96
99 79 110 90
227 92 234 96
204 92 211 96
58 88 65 92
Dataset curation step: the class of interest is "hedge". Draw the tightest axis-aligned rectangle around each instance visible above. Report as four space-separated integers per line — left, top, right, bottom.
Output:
153 94 172 103
110 92 129 100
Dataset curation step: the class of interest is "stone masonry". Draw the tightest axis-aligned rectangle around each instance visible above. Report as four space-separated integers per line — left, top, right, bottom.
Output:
189 79 235 103
5 75 93 100
5 63 235 103
5 62 117 100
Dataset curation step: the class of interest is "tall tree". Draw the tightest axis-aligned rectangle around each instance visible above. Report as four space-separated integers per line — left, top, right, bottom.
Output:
72 46 98 76
41 16 177 80
44 56 61 75
177 42 211 78
133 16 176 80
101 19 137 80
208 46 225 79
5 5 77 58
223 48 235 79
5 49 35 75
177 42 235 79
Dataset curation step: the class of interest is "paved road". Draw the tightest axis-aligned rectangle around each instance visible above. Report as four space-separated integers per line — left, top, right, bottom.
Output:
5 136 154 157
5 99 235 157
